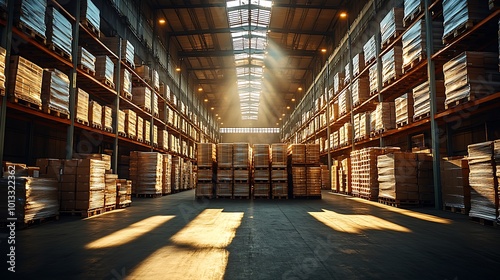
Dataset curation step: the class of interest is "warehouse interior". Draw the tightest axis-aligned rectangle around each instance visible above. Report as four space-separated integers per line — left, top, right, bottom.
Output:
1 0 500 278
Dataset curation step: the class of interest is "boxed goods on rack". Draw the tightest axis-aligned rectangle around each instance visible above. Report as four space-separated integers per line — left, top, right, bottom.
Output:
334 72 345 94
116 179 132 207
73 153 111 170
351 77 369 106
134 65 151 82
339 158 351 194
41 68 70 115
352 53 365 78
80 0 100 32
153 125 158 147
197 143 216 167
89 100 102 128
76 88 89 124
378 152 419 201
402 19 444 73
306 144 320 164
375 102 396 132
217 143 233 168
144 120 151 143
133 152 163 196
9 55 43 106
95 56 114 86
412 80 445 121
0 47 5 93
344 62 351 84
136 116 144 142
253 144 270 167
369 63 378 94
101 37 135 68
467 141 498 222
46 7 72 60
441 157 470 212
394 93 414 126
132 87 151 112
15 0 47 39
123 109 137 139
382 46 403 86
78 47 96 73
104 174 118 208
271 143 287 166
153 93 159 117
403 0 424 26
288 144 306 164
152 68 160 92
442 0 490 43
158 129 168 150
338 88 350 116
162 154 172 194
443 52 500 108
121 68 132 98
363 35 377 65
380 8 404 48
118 109 126 135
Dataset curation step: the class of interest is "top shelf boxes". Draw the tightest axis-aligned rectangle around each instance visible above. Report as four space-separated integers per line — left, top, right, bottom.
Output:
380 8 404 49
442 0 490 43
233 143 251 168
196 143 216 167
253 144 270 168
101 37 135 68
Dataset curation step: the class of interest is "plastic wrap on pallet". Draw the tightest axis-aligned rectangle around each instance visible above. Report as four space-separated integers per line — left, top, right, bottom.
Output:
134 65 151 82
95 56 114 84
307 166 321 196
363 35 377 65
334 72 345 94
118 109 125 134
344 62 351 84
306 144 320 164
412 80 445 120
17 0 47 38
382 46 403 85
152 68 159 90
101 37 135 68
354 113 361 140
442 0 490 40
369 63 378 94
467 141 498 221
352 77 369 105
253 144 270 167
162 154 172 194
46 7 72 59
159 129 168 150
380 8 404 47
338 88 351 116
9 55 43 105
75 88 89 123
197 142 216 167
78 47 96 73
288 144 306 164
375 102 396 131
41 68 70 115
102 106 112 131
333 131 339 148
352 52 365 78
395 93 414 125
136 116 143 141
144 120 150 143
443 52 500 106
124 109 136 138
83 0 100 31
153 125 158 146
132 152 163 195
217 143 233 167
233 143 251 167
402 20 444 70
0 47 5 91
370 110 377 133
292 166 307 196
271 143 287 166
132 87 151 111
404 0 423 23
0 177 58 223
153 93 158 116
378 152 419 200
441 157 470 209
121 68 132 95
89 100 102 126
104 174 117 207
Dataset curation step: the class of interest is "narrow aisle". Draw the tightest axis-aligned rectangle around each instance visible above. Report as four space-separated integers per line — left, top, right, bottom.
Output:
12 190 500 280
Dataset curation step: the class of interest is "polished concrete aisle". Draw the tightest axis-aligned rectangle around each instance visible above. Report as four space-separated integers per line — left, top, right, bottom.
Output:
6 190 500 279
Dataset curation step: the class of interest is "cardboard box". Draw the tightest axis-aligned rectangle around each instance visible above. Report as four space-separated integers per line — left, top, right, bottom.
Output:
60 182 76 192
61 191 76 201
64 159 80 167
63 165 77 175
60 174 76 183
77 166 91 175
76 182 90 192
60 200 75 210
77 174 91 183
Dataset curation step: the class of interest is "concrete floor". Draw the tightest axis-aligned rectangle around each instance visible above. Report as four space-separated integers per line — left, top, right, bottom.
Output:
3 190 500 279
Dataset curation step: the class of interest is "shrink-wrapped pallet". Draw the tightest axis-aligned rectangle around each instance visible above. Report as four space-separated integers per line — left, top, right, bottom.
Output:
16 0 47 38
95 56 114 85
152 68 160 91
288 144 306 164
339 158 351 193
63 159 107 211
76 88 89 123
338 88 350 116
307 166 322 196
101 37 135 68
370 110 377 133
144 119 150 143
333 131 339 149
134 65 151 82
102 106 113 132
380 8 404 48
121 68 132 96
0 177 59 224
104 174 118 207
375 102 396 131
443 52 500 107
81 0 100 31
441 157 470 210
9 55 43 105
217 143 233 168
171 156 183 191
41 68 70 115
394 93 414 125
467 141 498 221
334 72 345 94
134 152 163 195
442 0 490 41
153 92 159 117
363 35 377 65
0 47 5 92
369 63 378 94
196 143 216 167
271 143 287 166
403 0 424 26
359 112 370 139
136 116 144 142
253 144 270 167
352 77 369 106
412 80 445 121
292 166 307 196
117 109 126 135
123 109 136 138
382 46 403 85
73 154 111 171
153 125 158 146
78 47 96 73
132 87 151 112
306 144 320 164
378 152 419 200
46 7 72 60
116 179 132 206
89 100 102 127
159 129 168 150
402 20 444 72
344 62 351 84
352 53 365 78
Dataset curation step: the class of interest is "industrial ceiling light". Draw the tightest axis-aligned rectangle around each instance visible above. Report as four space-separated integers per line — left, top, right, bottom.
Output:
175 67 181 72
298 87 303 91
291 98 296 102
198 87 203 92
321 48 327 53
282 113 285 116
218 117 221 120
286 106 290 110
204 98 208 102
158 19 166 24
340 11 348 18
211 107 215 110
215 114 219 117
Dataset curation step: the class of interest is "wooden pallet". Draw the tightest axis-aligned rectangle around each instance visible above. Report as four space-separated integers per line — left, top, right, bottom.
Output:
144 141 151 145
104 127 113 133
469 216 498 227
0 87 5 97
91 122 103 130
121 91 132 101
48 43 72 61
104 205 116 212
135 193 162 198
118 131 127 137
396 120 409 128
61 208 104 218
413 112 430 122
139 106 152 113
403 54 425 74
445 96 474 109
76 118 89 126
137 138 144 143
153 112 159 118
11 96 42 110
127 134 137 140
378 197 419 208
100 78 115 89
78 64 96 76
17 22 47 45
272 195 288 199
354 136 368 143
381 32 402 50
117 202 131 209
443 20 475 45
403 5 423 27
82 19 100 38
443 205 467 214
382 75 399 88
42 107 70 119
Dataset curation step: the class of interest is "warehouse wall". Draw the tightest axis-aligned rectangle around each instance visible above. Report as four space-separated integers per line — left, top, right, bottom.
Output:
220 133 281 145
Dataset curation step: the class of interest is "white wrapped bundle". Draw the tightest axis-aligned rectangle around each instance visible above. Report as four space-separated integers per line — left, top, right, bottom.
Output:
76 88 89 123
132 87 151 111
95 56 114 84
102 106 113 132
46 7 72 59
0 47 5 91
18 0 47 38
363 35 377 65
153 125 158 146
152 68 160 91
403 0 423 25
78 47 96 73
381 46 403 85
124 109 136 138
144 119 151 143
83 0 100 31
118 110 126 134
369 63 378 94
9 56 43 105
89 100 102 126
153 92 159 116
122 69 132 95
442 0 489 40
352 53 364 78
41 68 70 115
380 8 404 48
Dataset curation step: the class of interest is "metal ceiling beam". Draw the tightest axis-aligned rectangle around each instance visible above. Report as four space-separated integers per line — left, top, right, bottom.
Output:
179 49 317 57
153 3 338 10
273 4 339 9
171 27 329 36
187 65 309 71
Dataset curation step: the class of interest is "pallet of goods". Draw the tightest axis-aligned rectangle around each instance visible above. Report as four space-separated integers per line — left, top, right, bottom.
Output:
443 52 500 109
95 56 114 88
121 68 133 100
116 179 132 208
271 143 288 198
288 144 306 164
144 119 151 144
363 35 377 65
75 88 89 125
14 0 47 41
136 116 144 142
89 100 102 129
159 130 168 150
307 166 322 197
374 102 395 133
394 93 414 127
80 0 100 35
104 174 118 211
402 19 443 73
101 37 135 68
442 0 490 44
377 152 419 206
333 72 345 94
351 77 370 106
441 157 470 214
380 8 404 49
9 55 43 108
171 156 182 192
117 109 126 136
412 80 445 121
77 47 96 74
41 68 70 117
46 7 72 60
233 143 251 198
133 152 163 197
467 141 498 224
352 53 365 78
123 109 137 139
338 88 350 116
369 64 378 95
162 154 172 195
403 0 425 27
292 166 307 197
381 46 403 86
196 143 215 197
339 158 351 194
134 65 151 82
0 47 5 94
132 87 152 113
321 165 329 190
331 160 340 192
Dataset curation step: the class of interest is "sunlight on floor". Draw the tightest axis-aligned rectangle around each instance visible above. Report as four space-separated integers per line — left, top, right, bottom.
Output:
347 197 452 224
128 209 244 279
85 215 175 249
309 209 411 234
